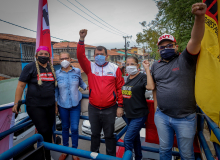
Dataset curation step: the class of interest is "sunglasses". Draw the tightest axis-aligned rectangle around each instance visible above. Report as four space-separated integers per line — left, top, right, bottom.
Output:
158 43 175 50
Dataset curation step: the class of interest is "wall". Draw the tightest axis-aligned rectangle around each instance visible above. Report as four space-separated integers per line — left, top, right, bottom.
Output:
85 48 95 61
137 48 144 56
53 48 95 61
53 48 77 59
0 40 22 77
81 72 88 85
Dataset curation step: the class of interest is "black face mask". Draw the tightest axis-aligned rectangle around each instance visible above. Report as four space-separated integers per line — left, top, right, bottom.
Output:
160 48 177 60
37 56 49 64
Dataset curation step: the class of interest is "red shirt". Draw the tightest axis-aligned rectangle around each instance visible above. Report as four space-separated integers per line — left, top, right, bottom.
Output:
77 41 124 109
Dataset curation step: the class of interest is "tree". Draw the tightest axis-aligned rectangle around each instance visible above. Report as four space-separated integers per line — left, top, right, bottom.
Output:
136 0 201 60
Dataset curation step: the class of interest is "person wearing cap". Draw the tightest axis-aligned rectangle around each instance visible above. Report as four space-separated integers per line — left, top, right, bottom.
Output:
55 52 87 160
151 3 207 160
12 46 57 160
77 29 124 156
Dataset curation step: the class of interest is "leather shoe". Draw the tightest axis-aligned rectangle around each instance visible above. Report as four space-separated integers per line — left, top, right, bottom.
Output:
59 153 68 160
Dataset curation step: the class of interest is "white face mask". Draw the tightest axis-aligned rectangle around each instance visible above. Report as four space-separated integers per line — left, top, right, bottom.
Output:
126 66 138 75
61 60 70 68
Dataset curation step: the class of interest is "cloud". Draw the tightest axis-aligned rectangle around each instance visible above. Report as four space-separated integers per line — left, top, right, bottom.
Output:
0 0 158 48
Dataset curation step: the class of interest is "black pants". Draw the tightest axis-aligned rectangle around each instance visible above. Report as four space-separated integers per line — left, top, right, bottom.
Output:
27 105 55 160
88 103 117 156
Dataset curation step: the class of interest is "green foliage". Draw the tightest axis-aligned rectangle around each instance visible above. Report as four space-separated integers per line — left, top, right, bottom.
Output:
136 0 201 60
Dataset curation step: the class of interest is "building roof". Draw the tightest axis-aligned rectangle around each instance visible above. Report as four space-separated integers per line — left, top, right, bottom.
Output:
107 50 124 56
116 50 132 56
0 33 36 43
53 42 96 49
111 48 145 56
0 33 56 44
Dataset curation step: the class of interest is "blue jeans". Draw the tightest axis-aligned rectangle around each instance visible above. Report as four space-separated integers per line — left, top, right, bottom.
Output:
58 101 81 148
154 108 197 160
124 116 147 160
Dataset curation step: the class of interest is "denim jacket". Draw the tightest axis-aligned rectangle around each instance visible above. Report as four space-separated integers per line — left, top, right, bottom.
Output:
55 66 87 108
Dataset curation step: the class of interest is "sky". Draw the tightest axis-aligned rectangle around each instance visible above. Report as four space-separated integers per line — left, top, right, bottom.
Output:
0 0 158 49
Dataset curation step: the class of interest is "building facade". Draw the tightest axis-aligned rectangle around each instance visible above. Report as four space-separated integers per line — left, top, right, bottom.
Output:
0 33 37 77
53 42 96 61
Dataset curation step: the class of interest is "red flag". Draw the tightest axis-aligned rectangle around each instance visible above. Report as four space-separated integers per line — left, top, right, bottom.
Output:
36 0 52 58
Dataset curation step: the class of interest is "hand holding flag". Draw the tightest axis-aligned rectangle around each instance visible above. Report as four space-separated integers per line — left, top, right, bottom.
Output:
195 0 220 145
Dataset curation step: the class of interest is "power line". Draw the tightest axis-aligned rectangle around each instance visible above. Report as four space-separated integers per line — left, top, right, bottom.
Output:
0 19 67 41
73 0 129 36
57 0 123 36
67 0 125 36
131 39 138 47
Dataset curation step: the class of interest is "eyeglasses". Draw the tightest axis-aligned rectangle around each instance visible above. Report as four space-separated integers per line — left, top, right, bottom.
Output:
60 57 70 60
126 63 137 66
158 43 175 50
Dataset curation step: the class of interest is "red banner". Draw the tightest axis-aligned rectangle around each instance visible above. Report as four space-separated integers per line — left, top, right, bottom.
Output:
36 0 52 58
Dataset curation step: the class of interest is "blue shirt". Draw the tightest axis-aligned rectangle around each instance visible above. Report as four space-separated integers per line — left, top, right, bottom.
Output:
55 66 87 108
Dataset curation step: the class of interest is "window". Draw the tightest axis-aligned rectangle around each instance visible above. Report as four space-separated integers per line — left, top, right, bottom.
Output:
88 50 91 59
21 44 35 62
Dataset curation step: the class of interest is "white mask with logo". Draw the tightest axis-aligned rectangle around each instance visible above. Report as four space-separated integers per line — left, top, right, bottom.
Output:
126 66 138 75
61 60 70 68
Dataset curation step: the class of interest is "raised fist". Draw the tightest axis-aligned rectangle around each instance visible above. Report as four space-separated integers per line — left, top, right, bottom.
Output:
79 29 87 41
142 60 150 70
192 3 207 16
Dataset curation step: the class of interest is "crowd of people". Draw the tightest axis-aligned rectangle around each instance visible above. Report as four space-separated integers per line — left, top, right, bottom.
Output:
12 2 207 160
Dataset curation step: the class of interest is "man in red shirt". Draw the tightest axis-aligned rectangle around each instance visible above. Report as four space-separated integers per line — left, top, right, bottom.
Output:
77 29 124 156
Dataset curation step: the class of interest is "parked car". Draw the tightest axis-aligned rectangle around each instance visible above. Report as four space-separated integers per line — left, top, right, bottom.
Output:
145 90 153 100
82 117 126 138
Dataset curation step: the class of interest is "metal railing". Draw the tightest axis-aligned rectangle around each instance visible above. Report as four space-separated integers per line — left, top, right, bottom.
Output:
0 96 220 160
0 134 132 160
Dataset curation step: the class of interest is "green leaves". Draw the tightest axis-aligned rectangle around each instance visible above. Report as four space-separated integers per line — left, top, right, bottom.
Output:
136 0 201 59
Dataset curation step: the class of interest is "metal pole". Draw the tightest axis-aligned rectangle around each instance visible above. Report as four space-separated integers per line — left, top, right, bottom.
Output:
125 37 127 61
0 134 44 160
123 36 132 63
43 142 123 160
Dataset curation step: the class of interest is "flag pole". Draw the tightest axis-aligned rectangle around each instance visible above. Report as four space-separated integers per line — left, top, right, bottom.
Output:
36 0 43 55
218 0 220 61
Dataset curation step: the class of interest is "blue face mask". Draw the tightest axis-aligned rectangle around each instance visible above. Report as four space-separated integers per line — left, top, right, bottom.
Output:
95 55 106 66
160 48 177 60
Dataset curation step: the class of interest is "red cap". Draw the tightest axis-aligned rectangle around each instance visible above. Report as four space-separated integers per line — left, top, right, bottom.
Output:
157 34 176 45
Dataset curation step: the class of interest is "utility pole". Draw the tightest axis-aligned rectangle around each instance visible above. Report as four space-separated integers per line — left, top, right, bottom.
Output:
123 35 132 63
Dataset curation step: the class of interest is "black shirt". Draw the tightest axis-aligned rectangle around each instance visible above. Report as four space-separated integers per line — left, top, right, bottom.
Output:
19 61 55 107
151 49 198 118
122 73 148 118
